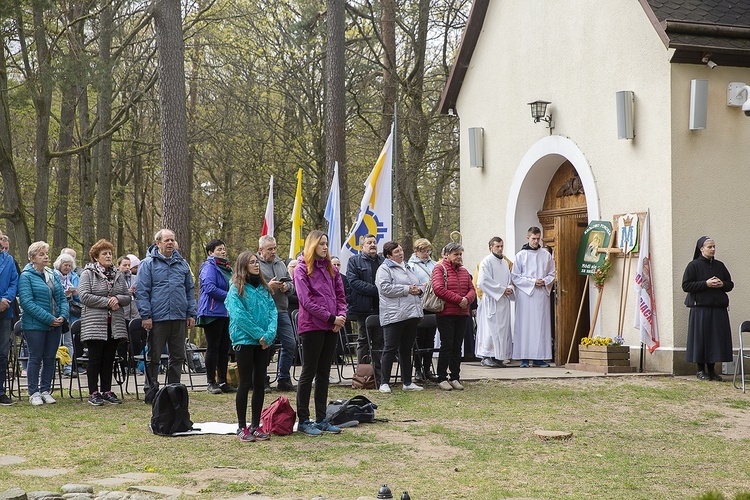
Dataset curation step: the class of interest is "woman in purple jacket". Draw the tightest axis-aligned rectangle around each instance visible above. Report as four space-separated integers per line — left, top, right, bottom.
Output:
197 239 236 395
292 230 347 436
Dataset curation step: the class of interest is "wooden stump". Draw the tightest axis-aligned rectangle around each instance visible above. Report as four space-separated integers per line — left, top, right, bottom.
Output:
534 430 573 441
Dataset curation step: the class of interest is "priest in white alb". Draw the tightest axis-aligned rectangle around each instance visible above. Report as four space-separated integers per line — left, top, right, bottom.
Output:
511 227 556 367
475 237 514 368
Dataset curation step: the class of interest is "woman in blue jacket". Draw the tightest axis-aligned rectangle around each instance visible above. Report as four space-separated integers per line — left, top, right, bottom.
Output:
225 251 277 442
197 239 235 395
18 241 68 406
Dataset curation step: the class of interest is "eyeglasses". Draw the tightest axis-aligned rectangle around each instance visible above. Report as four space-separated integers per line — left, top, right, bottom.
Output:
332 263 341 267
248 260 259 266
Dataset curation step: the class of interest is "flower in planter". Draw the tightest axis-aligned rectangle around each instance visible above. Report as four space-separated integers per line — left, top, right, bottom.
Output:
612 336 625 346
581 336 615 346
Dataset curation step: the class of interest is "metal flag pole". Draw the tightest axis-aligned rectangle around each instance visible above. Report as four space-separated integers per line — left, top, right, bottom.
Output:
392 103 398 241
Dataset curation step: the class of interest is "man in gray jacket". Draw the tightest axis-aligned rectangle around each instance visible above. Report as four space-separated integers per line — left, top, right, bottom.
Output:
258 235 296 392
136 229 197 402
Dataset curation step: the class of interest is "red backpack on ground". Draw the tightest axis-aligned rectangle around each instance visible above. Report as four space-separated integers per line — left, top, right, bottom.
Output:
260 395 296 435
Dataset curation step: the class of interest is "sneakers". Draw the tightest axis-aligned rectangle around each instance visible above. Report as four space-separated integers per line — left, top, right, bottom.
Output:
29 392 44 406
379 383 391 394
481 358 504 368
250 426 271 441
207 383 223 394
449 380 464 390
315 419 342 434
532 360 550 367
438 380 453 391
88 392 105 406
402 383 423 392
219 382 237 394
41 391 56 404
236 426 256 442
102 391 122 404
276 378 295 392
519 360 530 368
0 394 16 406
298 420 322 436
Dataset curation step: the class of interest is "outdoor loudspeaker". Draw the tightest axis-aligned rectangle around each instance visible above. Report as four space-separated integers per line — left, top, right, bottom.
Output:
468 127 484 168
616 91 634 139
689 79 708 130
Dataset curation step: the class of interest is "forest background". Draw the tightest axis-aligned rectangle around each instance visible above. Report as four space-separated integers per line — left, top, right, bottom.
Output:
0 0 469 266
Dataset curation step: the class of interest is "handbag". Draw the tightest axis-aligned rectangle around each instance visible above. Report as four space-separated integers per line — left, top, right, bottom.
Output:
422 264 447 313
68 299 82 318
352 357 376 390
260 395 296 435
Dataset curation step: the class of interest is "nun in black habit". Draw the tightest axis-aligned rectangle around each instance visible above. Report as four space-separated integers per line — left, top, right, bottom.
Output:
681 236 734 381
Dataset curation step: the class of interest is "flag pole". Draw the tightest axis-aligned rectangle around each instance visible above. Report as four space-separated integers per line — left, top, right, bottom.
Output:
392 103 398 241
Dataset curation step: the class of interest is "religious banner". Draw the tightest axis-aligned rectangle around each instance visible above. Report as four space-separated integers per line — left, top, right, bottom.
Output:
576 221 613 275
616 213 639 254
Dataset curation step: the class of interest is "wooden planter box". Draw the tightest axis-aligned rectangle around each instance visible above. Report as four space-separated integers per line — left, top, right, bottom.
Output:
567 345 635 374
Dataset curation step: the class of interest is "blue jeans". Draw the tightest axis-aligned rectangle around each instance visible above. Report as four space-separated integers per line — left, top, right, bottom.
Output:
276 312 296 381
0 318 11 395
26 327 62 395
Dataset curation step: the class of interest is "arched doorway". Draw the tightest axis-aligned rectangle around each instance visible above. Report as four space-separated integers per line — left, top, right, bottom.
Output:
537 162 589 364
506 136 600 365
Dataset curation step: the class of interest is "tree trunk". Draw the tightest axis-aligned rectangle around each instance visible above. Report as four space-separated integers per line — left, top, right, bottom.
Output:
28 0 54 241
0 31 32 255
152 0 191 256
53 79 76 250
95 2 114 240
325 0 349 241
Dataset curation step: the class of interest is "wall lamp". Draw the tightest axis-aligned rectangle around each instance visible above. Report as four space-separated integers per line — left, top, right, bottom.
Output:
727 82 750 115
528 100 554 132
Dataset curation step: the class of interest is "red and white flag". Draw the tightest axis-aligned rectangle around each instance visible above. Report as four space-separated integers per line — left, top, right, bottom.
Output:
634 209 659 352
261 176 274 237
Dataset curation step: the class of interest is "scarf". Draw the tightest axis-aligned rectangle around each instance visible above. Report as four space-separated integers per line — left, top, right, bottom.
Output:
247 274 261 288
215 256 233 273
96 262 116 287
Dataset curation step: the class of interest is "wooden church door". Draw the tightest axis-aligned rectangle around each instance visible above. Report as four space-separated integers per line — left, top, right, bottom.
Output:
536 161 589 365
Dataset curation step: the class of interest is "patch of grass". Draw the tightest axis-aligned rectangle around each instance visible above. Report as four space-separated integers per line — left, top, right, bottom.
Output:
4 377 750 498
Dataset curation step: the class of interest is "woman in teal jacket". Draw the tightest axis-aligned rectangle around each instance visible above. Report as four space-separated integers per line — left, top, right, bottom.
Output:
225 251 277 442
18 241 68 406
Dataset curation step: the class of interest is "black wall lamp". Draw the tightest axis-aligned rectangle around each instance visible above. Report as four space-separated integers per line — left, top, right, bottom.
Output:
528 100 554 132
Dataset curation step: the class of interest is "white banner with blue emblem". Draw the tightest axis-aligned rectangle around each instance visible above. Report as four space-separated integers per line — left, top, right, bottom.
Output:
338 127 393 272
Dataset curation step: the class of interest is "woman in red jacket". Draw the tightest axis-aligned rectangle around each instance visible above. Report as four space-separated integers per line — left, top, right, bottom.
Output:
432 242 476 391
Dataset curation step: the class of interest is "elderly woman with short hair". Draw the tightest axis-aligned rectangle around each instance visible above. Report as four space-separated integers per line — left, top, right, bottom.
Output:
54 252 81 377
376 241 424 393
19 241 68 405
79 239 131 406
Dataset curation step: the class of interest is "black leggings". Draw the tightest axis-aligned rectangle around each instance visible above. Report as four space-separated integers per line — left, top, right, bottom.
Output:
235 344 269 429
203 317 231 384
86 334 121 394
296 330 337 423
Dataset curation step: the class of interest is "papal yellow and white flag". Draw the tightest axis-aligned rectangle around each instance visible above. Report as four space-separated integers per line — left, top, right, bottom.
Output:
339 127 393 272
289 168 304 259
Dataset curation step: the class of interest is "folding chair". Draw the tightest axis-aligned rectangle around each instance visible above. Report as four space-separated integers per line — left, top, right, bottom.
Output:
733 320 750 392
10 320 64 400
365 314 395 383
413 314 439 379
290 310 304 381
184 340 207 390
127 318 168 399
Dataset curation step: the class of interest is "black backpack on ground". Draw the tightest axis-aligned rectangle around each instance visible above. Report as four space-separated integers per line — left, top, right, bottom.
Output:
150 384 193 436
326 395 378 425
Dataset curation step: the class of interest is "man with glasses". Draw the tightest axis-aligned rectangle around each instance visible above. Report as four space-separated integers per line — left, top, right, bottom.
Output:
257 235 296 392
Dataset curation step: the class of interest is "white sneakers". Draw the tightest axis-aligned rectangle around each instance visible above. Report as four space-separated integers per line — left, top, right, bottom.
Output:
449 380 464 390
41 391 57 404
29 391 56 405
402 383 423 392
379 384 391 393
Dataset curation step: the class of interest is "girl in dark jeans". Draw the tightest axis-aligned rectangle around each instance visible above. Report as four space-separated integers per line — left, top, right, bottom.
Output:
225 251 278 442
292 231 348 436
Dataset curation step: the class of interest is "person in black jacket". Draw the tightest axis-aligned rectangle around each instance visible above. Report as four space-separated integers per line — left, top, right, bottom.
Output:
346 235 385 372
682 236 733 382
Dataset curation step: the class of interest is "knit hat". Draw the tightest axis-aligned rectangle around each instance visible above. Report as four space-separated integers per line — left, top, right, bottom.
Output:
126 254 141 268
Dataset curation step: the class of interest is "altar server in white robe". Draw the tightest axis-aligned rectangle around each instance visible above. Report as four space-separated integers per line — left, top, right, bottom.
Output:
511 227 555 367
475 237 514 367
